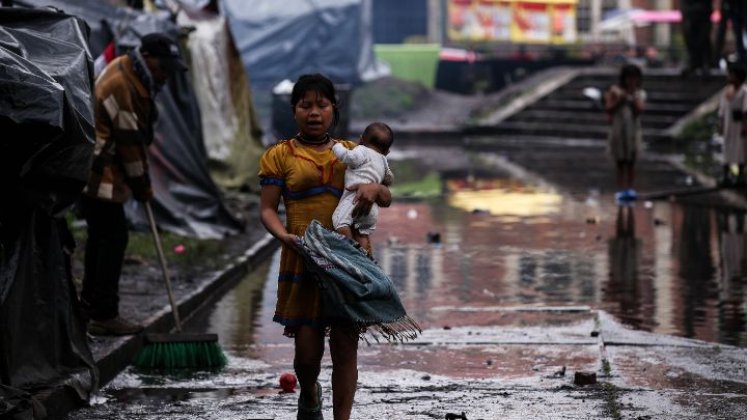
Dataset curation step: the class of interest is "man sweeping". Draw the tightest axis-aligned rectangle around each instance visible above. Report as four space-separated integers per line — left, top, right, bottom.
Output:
80 33 186 335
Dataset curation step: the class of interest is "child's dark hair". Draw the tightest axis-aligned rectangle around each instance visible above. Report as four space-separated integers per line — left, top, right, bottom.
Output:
363 122 394 153
291 73 339 128
728 62 747 84
619 64 643 87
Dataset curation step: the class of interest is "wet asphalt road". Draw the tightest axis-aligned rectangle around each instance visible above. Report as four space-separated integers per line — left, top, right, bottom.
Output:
66 144 747 419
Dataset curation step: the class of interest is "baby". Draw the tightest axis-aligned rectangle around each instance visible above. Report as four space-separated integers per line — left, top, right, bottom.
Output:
331 122 394 251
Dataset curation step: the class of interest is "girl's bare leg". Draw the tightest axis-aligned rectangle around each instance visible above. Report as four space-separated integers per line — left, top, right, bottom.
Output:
294 326 325 409
616 161 625 190
329 326 359 420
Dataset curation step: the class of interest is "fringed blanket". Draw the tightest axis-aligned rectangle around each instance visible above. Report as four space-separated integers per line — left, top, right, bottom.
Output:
298 220 421 342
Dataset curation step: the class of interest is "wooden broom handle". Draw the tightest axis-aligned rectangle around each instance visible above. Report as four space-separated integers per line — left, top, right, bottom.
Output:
145 201 182 332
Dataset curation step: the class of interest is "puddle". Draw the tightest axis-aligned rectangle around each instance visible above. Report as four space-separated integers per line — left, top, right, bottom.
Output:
374 162 747 347
67 151 747 418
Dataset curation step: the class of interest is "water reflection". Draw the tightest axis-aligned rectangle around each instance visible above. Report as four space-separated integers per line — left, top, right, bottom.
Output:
188 256 275 356
511 251 599 304
717 210 747 346
378 245 443 321
188 176 747 352
677 206 717 341
373 171 747 347
605 206 645 330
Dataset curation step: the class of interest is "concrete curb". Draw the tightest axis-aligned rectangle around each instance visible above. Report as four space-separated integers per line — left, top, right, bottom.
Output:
662 155 747 209
39 233 278 419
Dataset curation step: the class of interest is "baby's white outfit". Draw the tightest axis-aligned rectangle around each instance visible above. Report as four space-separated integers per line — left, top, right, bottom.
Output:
331 142 393 235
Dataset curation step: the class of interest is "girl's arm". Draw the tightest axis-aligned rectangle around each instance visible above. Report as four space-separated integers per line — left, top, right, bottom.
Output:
349 183 392 219
259 185 300 250
604 86 622 113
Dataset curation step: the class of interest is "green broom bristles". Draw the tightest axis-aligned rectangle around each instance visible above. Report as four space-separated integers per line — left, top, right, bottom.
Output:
134 334 228 370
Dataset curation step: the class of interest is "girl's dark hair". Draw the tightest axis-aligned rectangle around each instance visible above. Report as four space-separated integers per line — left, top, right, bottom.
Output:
619 64 643 87
290 73 339 128
728 62 747 84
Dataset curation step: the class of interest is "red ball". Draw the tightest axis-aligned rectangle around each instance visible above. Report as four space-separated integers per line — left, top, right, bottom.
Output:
279 372 297 392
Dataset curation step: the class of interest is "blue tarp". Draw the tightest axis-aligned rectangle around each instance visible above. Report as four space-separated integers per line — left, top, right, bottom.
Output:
221 0 386 88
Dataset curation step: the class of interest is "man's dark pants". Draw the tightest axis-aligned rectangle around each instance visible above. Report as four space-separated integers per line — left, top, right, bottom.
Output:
681 1 713 71
79 195 128 321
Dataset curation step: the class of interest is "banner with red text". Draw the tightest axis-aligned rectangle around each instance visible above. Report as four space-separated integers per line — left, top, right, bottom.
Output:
447 0 577 44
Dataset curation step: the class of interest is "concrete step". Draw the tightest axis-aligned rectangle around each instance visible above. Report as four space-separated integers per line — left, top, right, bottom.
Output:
566 81 723 93
505 116 672 131
571 73 723 84
551 86 718 103
477 70 722 143
506 110 679 128
491 121 667 141
565 79 723 95
530 99 695 115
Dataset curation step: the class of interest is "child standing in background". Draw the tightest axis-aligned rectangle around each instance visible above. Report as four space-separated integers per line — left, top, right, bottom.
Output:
331 122 394 251
605 64 646 201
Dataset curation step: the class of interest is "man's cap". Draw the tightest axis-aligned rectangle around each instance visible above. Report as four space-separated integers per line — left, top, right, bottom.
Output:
139 33 187 73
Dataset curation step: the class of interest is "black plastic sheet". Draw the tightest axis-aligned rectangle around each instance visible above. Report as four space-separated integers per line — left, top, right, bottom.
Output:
118 14 244 238
126 64 244 238
0 7 97 406
19 0 244 238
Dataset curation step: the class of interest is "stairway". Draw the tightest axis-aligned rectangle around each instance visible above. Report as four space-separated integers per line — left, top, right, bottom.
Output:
474 139 694 195
487 69 724 144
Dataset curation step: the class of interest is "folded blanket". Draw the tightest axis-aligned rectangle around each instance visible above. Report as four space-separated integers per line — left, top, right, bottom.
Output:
299 220 421 342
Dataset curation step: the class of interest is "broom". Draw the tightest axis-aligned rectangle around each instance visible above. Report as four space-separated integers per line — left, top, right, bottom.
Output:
134 202 227 370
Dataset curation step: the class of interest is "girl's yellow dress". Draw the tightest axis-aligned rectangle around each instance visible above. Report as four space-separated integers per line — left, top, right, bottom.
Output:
259 138 355 335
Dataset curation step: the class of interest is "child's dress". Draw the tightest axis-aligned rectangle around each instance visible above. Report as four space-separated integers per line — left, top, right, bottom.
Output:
259 138 355 334
608 88 646 162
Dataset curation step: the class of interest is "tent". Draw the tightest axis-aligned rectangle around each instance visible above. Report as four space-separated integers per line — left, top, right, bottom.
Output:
18 0 244 239
221 0 387 89
0 7 98 413
177 10 266 190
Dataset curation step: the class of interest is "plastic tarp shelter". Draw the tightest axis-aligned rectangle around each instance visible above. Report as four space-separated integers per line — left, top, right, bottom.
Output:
19 0 243 239
220 0 387 88
0 8 98 415
177 11 265 190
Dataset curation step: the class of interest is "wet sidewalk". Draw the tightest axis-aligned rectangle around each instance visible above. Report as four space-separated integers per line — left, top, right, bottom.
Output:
70 303 747 419
59 144 747 419
64 221 747 420
41 220 277 418
346 308 746 419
